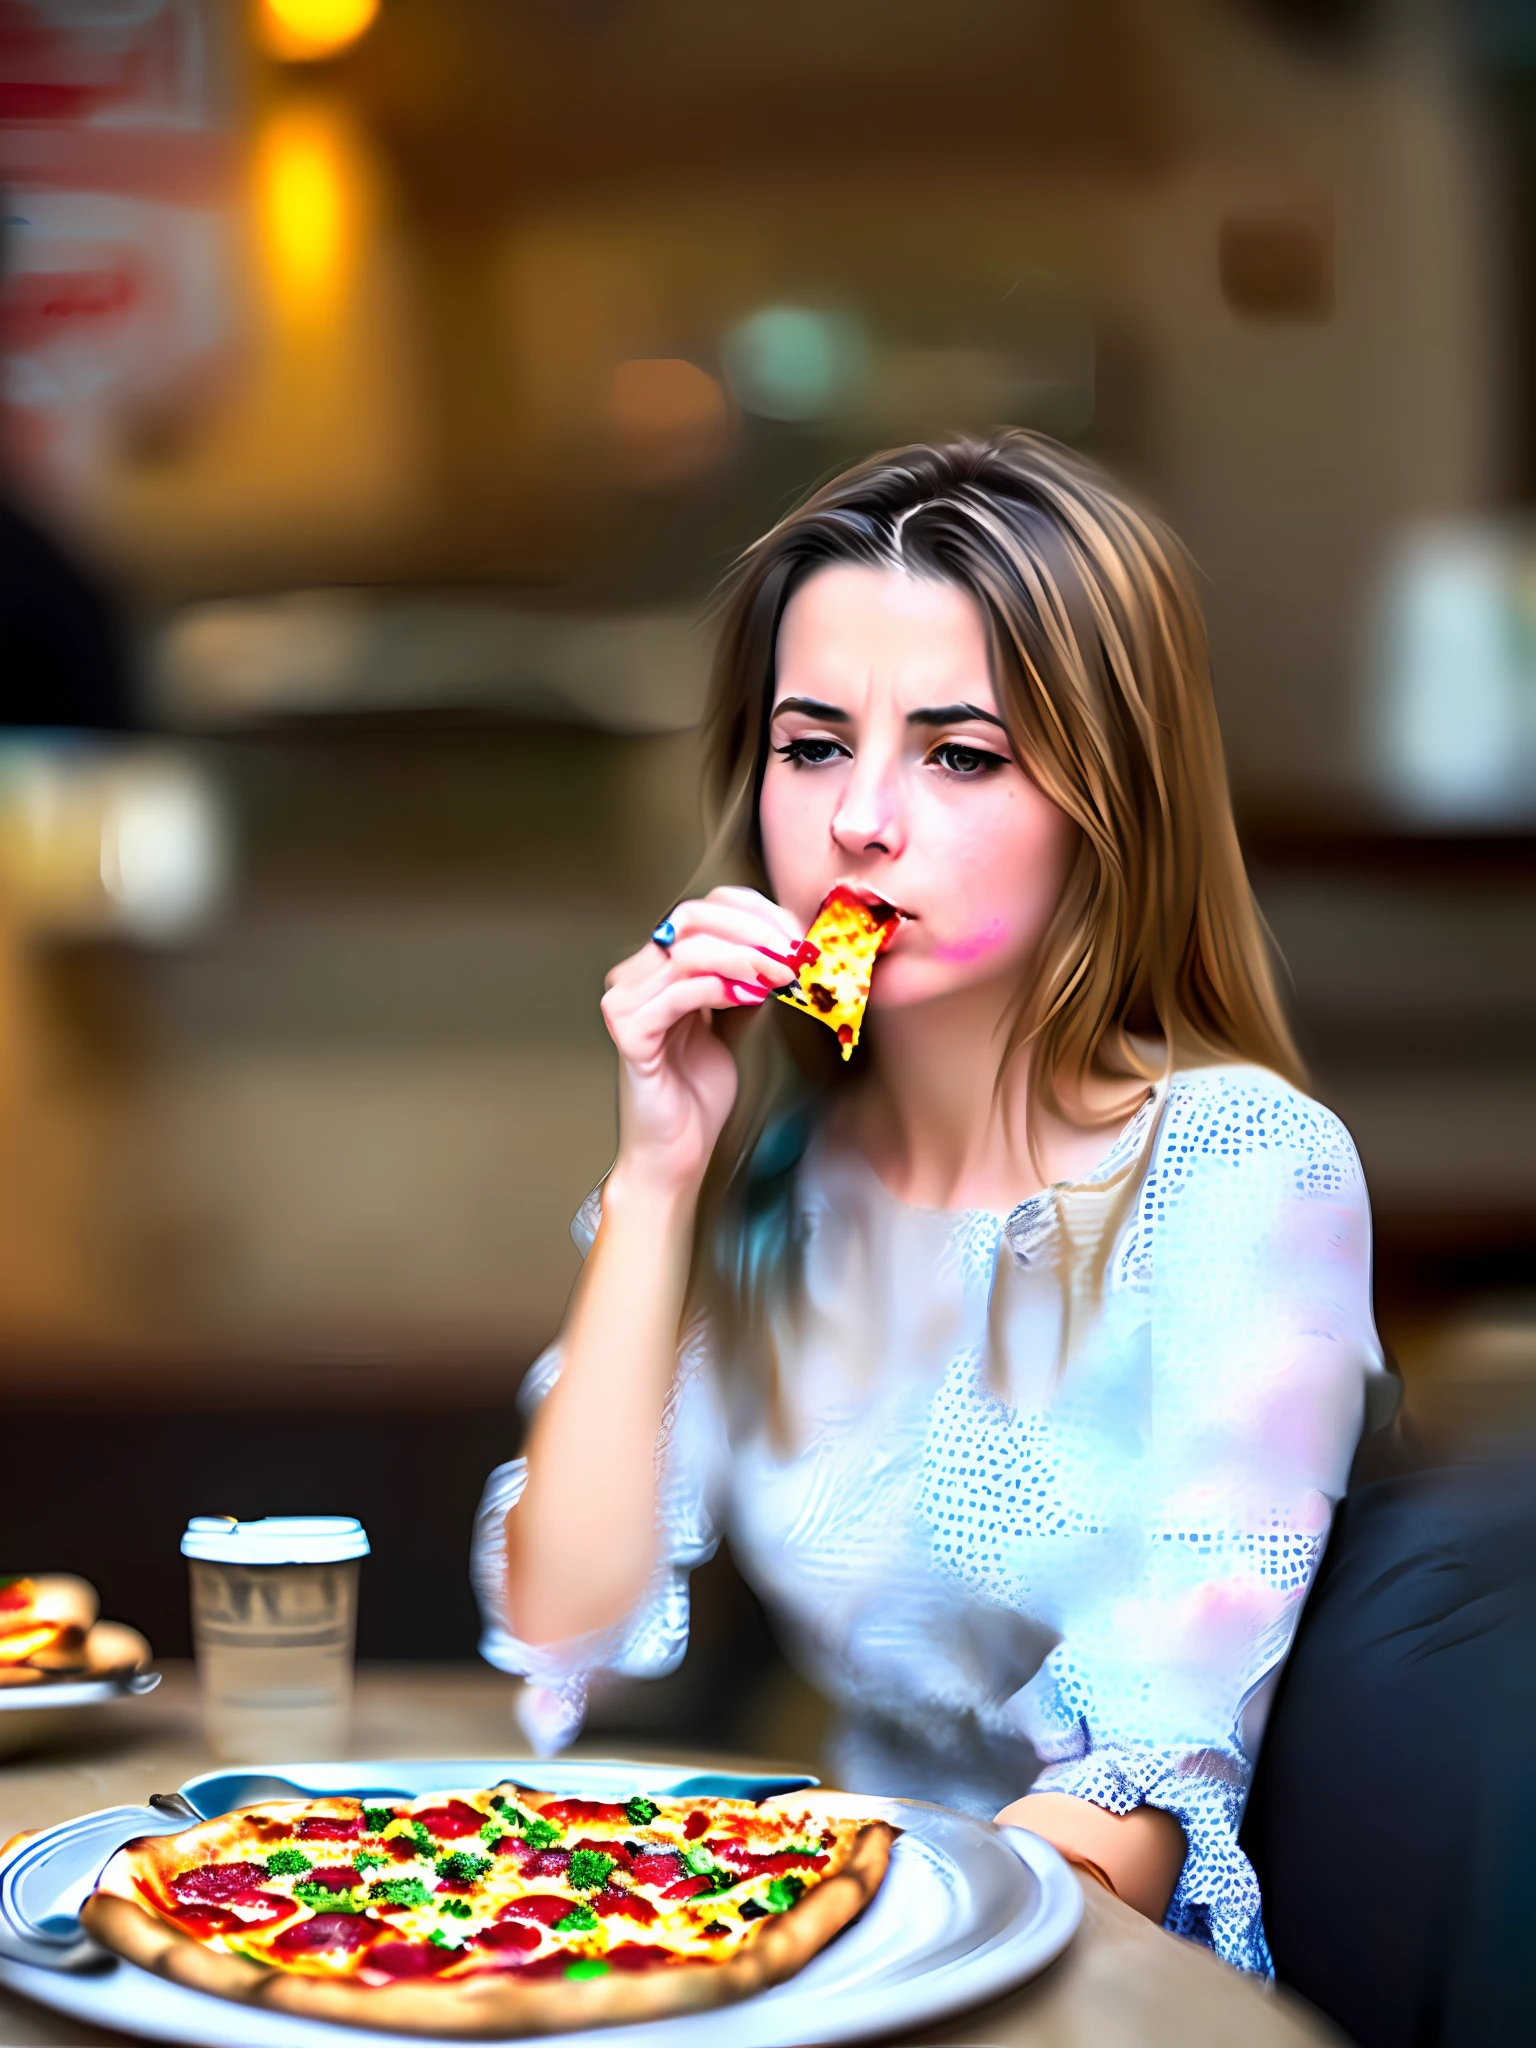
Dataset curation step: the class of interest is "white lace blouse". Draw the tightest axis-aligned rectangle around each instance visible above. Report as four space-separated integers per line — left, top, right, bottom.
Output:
472 1065 1391 1976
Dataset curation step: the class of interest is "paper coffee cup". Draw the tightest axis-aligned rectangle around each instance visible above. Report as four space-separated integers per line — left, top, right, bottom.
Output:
182 1517 369 1762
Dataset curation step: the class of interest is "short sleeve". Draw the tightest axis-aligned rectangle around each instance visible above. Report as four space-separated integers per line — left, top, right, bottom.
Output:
1019 1072 1385 1973
469 1188 730 1752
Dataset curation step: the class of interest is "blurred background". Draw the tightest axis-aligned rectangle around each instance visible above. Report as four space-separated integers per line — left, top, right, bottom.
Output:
0 0 1533 1750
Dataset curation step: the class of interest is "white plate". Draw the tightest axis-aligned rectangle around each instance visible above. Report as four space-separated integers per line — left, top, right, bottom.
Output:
0 1673 160 1759
0 1756 1081 2047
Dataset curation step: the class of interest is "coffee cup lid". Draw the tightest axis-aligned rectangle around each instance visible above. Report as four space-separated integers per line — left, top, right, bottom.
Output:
181 1516 370 1564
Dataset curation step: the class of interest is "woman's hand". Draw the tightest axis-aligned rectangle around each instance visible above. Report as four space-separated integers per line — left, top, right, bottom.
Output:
600 887 805 1196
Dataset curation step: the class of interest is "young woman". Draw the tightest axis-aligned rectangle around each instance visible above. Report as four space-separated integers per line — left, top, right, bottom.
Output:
473 432 1390 1977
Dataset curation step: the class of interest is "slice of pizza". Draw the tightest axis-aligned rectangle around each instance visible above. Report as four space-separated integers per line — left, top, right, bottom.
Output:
775 886 901 1059
82 1783 899 2035
0 1574 150 1686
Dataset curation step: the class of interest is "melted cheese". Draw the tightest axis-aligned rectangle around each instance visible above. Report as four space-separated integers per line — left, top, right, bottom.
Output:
775 888 899 1059
170 1789 846 1982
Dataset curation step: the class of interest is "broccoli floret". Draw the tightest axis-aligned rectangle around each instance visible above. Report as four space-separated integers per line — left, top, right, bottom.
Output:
765 1875 805 1913
353 1850 387 1873
264 1848 311 1879
294 1880 361 1912
368 1877 431 1908
435 1851 490 1888
624 1796 659 1826
478 1819 505 1847
428 1928 464 1951
551 1904 598 1934
488 1794 507 1812
361 1806 395 1834
678 1845 735 1893
499 1807 561 1851
437 1896 474 1919
566 1849 615 1893
382 1819 434 1857
565 1958 609 1979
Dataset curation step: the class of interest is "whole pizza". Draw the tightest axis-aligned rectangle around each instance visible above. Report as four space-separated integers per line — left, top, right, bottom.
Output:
82 1783 898 2035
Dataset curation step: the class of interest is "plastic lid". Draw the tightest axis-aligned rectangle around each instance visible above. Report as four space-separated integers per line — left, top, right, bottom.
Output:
181 1516 370 1565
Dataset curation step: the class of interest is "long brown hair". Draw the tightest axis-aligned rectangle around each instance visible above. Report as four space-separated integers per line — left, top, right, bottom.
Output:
687 429 1303 1344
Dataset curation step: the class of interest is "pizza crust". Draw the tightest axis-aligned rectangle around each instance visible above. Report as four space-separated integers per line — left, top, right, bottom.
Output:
82 1821 898 2037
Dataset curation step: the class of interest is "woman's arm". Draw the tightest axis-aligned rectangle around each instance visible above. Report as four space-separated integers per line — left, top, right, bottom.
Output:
995 1793 1186 1922
503 888 803 1648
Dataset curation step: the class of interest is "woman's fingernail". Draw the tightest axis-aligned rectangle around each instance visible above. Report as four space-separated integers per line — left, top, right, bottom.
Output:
731 982 769 1005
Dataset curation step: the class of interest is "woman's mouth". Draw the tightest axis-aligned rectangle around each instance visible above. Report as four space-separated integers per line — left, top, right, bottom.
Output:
835 881 914 924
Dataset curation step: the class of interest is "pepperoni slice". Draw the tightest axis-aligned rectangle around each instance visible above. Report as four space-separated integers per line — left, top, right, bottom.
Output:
490 1835 536 1865
366 1940 456 1978
538 1799 628 1825
303 1865 361 1892
572 1836 631 1868
271 1912 379 1955
412 1801 484 1840
516 1953 576 1979
385 1836 421 1861
227 1889 295 1925
595 1887 656 1924
524 1849 571 1877
704 1838 828 1877
661 1875 712 1900
170 1904 240 1938
475 1920 540 1952
605 1942 674 1972
171 1861 270 1905
298 1813 364 1842
496 1893 575 1927
684 1810 709 1840
627 1850 685 1886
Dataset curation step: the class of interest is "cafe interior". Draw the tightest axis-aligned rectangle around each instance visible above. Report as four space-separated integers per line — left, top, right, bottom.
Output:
1 1 1534 2043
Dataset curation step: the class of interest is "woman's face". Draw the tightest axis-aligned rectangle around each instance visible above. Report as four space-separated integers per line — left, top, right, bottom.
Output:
760 563 1078 1015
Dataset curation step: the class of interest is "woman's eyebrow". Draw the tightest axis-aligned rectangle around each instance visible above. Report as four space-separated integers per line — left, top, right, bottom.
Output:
907 701 1008 730
770 695 851 722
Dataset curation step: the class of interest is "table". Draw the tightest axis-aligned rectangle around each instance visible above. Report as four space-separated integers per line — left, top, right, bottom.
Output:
0 1666 1342 2048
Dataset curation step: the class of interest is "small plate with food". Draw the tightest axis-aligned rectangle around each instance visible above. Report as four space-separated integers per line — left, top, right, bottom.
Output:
0 1758 1080 2045
0 1575 157 1756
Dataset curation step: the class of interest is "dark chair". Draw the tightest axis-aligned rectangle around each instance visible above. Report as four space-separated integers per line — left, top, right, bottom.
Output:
1241 1439 1536 2047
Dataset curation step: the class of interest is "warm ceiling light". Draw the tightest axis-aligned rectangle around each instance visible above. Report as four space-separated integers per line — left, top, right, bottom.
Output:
257 104 354 325
259 0 380 62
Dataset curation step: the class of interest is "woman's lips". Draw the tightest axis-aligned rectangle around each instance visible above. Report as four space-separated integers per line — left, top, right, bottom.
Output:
834 881 914 923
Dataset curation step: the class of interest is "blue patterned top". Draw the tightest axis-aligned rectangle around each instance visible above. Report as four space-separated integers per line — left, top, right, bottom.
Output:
473 1066 1390 1976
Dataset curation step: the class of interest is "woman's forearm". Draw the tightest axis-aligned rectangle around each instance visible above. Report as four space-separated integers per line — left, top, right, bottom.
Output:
504 1164 698 1646
995 1792 1186 1923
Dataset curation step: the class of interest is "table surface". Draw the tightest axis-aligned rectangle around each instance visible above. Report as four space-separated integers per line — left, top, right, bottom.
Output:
0 1665 1340 2048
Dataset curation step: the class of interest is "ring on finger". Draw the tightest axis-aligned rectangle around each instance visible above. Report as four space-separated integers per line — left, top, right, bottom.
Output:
650 917 678 951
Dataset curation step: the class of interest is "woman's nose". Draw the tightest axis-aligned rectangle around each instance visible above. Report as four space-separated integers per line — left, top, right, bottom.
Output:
830 762 905 858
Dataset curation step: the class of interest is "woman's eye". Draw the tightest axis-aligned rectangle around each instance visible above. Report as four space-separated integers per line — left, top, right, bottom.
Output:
774 737 848 768
930 741 1005 777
